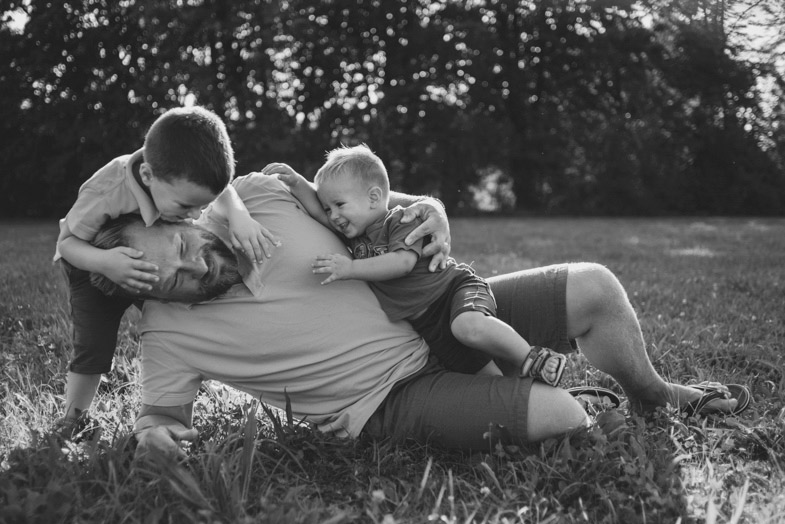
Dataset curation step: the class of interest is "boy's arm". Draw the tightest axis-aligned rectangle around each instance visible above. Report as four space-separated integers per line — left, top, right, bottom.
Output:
210 185 280 263
313 250 418 285
59 230 159 293
389 192 451 271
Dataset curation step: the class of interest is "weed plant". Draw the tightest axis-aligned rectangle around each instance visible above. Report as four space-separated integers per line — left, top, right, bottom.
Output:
1 217 784 523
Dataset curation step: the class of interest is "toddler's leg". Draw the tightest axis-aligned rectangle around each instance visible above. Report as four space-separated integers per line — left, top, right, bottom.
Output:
451 310 530 365
451 311 565 385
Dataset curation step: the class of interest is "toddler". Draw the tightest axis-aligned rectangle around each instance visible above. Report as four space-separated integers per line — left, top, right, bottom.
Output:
264 145 566 383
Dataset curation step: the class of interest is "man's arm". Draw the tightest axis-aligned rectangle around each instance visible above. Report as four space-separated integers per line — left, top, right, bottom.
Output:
133 403 198 460
389 192 451 271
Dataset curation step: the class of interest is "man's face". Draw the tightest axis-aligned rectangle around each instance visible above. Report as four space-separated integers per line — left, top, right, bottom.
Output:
126 221 240 302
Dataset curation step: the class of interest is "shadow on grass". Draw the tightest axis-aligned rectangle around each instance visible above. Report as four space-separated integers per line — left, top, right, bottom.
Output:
7 397 779 523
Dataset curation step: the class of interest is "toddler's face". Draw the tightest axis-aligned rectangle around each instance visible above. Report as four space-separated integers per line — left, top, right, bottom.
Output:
316 177 377 238
147 176 218 222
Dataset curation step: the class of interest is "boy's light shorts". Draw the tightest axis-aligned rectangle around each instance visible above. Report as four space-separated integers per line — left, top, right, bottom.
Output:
363 264 575 449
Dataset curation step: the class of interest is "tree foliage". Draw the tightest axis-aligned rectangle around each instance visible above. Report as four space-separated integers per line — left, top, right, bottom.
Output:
1 0 783 217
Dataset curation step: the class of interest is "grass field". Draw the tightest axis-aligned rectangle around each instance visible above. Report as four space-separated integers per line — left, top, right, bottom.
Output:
1 217 784 523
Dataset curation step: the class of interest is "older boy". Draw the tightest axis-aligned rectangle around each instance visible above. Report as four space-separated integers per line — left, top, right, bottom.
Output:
53 106 276 436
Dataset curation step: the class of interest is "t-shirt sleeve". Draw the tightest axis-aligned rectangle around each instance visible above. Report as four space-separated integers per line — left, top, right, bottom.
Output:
384 207 425 256
140 331 204 407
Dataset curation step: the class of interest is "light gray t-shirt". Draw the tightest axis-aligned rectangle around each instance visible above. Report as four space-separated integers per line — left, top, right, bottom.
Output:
139 173 429 437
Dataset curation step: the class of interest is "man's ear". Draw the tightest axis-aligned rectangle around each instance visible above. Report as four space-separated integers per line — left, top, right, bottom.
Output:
139 163 154 187
368 186 383 207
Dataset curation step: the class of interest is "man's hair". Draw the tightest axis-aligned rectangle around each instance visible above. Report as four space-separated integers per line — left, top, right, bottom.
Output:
90 214 140 298
314 144 390 197
143 106 235 195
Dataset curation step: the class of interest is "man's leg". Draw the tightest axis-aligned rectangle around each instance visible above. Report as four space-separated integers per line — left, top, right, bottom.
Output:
364 362 588 449
565 262 738 413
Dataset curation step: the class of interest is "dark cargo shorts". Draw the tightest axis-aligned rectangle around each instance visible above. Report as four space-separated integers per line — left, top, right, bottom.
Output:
61 259 138 374
364 264 575 449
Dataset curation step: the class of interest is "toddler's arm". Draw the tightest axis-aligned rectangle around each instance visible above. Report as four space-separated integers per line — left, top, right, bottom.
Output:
59 230 159 294
261 163 332 229
211 185 280 263
313 250 418 285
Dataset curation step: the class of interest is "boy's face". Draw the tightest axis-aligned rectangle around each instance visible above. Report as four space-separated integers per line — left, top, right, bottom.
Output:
316 176 380 238
141 164 218 222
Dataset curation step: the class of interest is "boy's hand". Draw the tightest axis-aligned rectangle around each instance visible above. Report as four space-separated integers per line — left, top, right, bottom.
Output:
400 199 451 271
261 163 306 188
312 253 353 285
228 212 280 264
100 247 159 294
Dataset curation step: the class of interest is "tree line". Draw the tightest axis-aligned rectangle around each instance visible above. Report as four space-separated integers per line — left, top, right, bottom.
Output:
1 0 784 218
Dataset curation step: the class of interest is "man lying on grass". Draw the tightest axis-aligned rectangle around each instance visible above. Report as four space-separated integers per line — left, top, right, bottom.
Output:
90 172 750 457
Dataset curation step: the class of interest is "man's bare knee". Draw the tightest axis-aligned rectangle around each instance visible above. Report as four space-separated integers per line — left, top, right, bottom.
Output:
566 263 632 334
526 383 589 442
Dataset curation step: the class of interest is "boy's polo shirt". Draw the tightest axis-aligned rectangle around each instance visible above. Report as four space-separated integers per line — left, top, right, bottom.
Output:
54 149 160 261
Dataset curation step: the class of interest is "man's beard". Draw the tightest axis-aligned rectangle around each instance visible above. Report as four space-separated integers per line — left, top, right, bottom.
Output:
197 233 242 300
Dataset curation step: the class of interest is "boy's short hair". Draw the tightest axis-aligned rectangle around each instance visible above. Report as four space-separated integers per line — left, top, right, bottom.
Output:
144 106 235 195
315 144 390 197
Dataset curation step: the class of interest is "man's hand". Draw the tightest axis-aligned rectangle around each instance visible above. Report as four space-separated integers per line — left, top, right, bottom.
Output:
400 199 451 272
100 247 159 294
312 253 353 285
134 425 198 462
228 212 281 264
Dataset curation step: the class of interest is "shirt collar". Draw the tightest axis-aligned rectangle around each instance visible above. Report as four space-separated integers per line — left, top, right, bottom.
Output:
124 148 162 227
192 217 265 300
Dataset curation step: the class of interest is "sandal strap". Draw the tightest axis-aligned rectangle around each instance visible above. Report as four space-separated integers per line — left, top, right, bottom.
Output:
520 346 567 387
681 389 728 417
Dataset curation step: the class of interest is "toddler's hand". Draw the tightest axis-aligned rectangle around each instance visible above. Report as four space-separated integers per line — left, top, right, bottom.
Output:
101 247 159 294
312 253 352 285
229 214 281 264
262 163 306 188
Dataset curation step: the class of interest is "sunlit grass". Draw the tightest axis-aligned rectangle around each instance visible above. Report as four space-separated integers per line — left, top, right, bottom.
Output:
1 217 784 522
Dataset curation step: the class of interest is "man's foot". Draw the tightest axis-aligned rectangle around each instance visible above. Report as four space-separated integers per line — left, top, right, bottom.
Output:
629 381 751 417
680 382 751 417
567 386 622 410
520 346 567 386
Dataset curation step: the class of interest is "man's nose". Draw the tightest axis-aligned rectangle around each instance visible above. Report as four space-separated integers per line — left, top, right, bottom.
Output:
184 207 202 220
181 256 208 277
